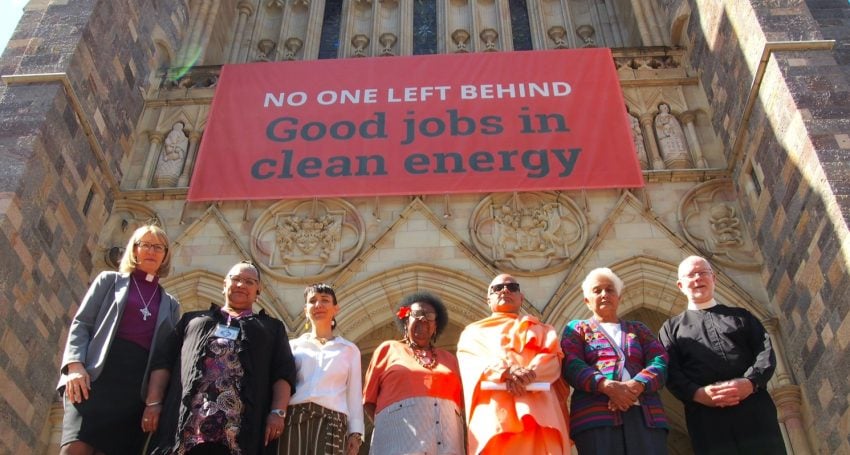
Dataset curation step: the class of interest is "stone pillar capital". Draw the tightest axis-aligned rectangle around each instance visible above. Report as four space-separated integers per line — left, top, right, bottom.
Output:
680 110 697 124
237 1 254 16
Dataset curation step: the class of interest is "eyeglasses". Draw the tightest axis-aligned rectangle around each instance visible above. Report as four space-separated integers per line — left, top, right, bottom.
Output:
136 241 167 254
490 282 520 293
410 310 438 321
682 270 713 279
228 275 259 287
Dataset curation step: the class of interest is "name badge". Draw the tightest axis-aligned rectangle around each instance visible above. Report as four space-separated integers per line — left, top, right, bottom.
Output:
214 324 240 340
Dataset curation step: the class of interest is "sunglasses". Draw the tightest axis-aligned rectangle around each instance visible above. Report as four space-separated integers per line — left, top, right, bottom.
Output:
490 282 520 293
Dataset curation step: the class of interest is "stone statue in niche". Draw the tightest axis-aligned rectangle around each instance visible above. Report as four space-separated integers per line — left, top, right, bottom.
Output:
154 122 188 187
709 203 743 248
654 103 692 169
628 110 649 169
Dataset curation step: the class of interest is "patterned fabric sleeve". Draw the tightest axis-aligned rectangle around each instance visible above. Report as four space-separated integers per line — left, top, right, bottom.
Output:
560 320 607 393
630 321 668 393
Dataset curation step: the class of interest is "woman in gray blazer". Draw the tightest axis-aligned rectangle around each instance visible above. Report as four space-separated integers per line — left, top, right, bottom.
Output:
57 224 180 455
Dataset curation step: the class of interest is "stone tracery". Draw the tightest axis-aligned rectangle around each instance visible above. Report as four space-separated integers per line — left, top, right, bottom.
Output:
470 192 587 274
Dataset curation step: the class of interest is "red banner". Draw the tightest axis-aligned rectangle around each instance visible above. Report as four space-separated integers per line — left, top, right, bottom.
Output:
187 48 642 201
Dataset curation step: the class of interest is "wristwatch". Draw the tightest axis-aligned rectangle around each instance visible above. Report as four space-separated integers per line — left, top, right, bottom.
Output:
270 408 287 418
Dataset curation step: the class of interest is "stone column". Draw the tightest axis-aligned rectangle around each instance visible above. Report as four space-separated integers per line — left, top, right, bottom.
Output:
138 133 163 189
228 1 255 62
763 318 813 454
643 0 666 46
196 1 222 63
681 111 708 168
45 402 64 455
178 131 202 187
772 384 812 454
640 114 665 170
628 0 653 46
177 0 210 66
763 318 793 386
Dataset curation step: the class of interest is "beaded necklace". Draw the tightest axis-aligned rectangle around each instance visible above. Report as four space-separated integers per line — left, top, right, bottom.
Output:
406 340 437 369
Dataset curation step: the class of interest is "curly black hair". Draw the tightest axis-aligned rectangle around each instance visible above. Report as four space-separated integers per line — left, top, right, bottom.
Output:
394 291 450 340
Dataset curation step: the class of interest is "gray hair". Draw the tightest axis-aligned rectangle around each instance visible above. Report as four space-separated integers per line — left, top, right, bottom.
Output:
581 267 625 297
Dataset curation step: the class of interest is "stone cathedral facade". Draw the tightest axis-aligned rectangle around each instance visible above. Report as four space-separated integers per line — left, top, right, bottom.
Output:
1 0 848 453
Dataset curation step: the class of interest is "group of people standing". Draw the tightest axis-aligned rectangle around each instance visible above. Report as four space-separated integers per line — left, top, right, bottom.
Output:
57 224 786 455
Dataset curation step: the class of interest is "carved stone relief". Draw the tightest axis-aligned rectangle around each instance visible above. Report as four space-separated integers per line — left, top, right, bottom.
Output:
470 192 587 274
251 199 365 281
628 110 649 169
479 28 499 52
678 179 761 270
547 26 568 49
98 202 161 269
451 29 470 52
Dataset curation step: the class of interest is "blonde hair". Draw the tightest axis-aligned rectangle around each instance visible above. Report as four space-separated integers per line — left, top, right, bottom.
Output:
118 224 172 277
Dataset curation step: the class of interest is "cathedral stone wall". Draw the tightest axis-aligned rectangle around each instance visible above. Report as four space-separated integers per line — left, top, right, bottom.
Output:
0 1 186 452
681 0 850 452
1 0 849 453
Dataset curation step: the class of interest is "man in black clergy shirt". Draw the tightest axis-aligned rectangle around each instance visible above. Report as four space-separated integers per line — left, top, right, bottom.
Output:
659 256 786 455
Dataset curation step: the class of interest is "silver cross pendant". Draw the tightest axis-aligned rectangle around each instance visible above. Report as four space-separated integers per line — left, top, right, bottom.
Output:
140 307 152 321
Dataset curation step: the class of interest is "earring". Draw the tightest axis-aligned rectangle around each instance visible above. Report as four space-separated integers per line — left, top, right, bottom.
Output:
304 321 311 331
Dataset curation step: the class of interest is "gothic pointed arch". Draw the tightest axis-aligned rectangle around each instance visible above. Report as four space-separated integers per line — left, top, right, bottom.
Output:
162 269 290 324
97 201 162 269
334 263 540 351
172 204 297 327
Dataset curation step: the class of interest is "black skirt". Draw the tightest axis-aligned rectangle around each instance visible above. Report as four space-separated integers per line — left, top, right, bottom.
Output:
61 337 149 454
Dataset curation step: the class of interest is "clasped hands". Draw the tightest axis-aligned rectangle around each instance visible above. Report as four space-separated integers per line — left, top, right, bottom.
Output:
693 378 754 408
502 365 537 396
599 378 645 411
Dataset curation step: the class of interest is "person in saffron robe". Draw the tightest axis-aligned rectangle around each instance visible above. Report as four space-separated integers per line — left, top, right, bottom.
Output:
659 256 785 455
457 273 570 454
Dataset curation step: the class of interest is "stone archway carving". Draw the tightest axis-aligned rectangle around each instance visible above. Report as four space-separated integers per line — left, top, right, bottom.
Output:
548 255 806 454
334 263 496 346
97 201 162 269
251 198 366 282
678 178 761 270
469 192 588 275
162 269 290 326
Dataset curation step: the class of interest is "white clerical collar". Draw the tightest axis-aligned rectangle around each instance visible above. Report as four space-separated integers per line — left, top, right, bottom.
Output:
688 299 717 311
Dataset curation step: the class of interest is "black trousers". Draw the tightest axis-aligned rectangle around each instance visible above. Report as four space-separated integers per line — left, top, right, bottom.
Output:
685 390 786 455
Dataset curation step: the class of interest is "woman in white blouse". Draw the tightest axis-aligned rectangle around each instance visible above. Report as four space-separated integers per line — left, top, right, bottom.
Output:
279 283 364 455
